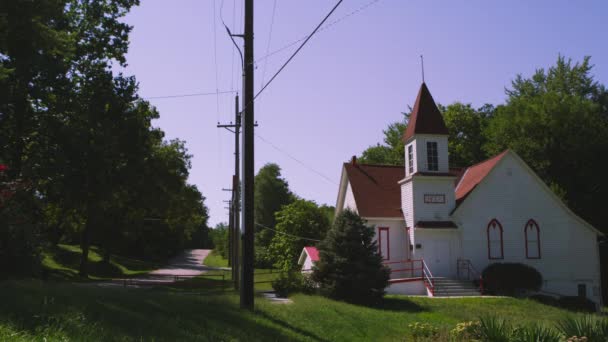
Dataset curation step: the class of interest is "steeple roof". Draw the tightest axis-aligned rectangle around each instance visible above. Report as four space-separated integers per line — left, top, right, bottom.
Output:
402 83 449 142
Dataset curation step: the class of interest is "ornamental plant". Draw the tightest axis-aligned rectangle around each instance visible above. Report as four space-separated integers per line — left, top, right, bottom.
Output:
311 209 390 304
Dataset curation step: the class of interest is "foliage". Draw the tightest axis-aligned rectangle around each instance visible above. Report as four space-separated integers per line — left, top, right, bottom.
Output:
482 263 543 295
254 163 295 267
557 315 608 342
440 102 494 167
269 199 330 272
271 272 305 298
512 324 563 342
408 322 439 341
359 112 408 165
0 189 42 277
312 209 390 304
210 223 229 259
484 56 608 231
450 321 482 341
478 316 513 342
0 0 210 276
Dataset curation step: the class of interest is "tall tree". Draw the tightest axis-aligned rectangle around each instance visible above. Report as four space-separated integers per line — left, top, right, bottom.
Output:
254 163 294 246
359 113 408 165
269 199 330 272
441 102 493 167
484 56 608 230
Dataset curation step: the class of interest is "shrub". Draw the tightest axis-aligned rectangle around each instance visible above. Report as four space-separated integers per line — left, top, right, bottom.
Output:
450 321 482 341
408 322 439 341
300 273 317 294
482 263 542 295
478 316 513 342
512 324 562 342
311 210 390 304
557 315 608 342
271 272 304 298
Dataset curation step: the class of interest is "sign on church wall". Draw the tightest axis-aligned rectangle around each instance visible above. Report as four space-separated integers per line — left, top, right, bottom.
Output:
424 194 445 204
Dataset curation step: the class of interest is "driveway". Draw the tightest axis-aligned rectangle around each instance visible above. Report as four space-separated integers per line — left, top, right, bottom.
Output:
95 249 226 287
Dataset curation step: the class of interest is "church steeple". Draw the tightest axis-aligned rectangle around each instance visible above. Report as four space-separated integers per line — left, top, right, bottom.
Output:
402 83 450 176
402 83 449 143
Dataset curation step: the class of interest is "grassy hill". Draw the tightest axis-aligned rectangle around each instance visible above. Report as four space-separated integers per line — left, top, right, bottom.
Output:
0 251 601 341
0 279 597 342
41 244 164 280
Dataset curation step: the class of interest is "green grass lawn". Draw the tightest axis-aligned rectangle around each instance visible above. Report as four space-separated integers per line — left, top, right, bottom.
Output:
41 244 164 281
1 250 598 341
0 279 597 342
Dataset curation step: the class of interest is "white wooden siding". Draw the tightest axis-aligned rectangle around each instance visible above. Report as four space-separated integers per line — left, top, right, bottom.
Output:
452 153 601 303
367 219 409 265
343 182 358 213
414 135 449 173
411 177 456 223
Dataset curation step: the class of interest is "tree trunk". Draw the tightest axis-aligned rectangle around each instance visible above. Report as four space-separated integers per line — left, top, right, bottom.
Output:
79 224 90 277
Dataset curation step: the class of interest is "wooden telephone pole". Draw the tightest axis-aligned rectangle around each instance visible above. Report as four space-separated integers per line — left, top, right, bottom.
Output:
240 0 255 310
217 94 242 290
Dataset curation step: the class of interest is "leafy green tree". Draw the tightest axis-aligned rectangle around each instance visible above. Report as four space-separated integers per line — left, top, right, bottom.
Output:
484 56 608 230
312 209 390 304
269 200 330 272
254 163 294 266
441 102 493 167
210 223 229 259
359 113 408 165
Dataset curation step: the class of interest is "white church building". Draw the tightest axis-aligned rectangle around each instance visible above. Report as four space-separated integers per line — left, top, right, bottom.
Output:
335 83 604 304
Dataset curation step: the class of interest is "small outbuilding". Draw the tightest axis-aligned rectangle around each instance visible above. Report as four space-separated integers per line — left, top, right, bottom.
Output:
298 246 319 273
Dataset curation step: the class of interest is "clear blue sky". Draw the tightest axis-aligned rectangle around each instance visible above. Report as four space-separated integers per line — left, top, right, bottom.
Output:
123 1 608 227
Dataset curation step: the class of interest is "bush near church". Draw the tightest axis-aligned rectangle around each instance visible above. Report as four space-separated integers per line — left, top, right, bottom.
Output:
312 209 390 304
482 263 542 296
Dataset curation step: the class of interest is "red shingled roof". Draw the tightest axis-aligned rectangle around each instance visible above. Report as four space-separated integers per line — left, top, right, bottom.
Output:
344 163 404 218
455 150 509 205
403 83 449 142
304 246 319 262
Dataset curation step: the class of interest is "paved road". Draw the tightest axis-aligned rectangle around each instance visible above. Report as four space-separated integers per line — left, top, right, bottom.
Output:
95 249 226 287
150 249 214 277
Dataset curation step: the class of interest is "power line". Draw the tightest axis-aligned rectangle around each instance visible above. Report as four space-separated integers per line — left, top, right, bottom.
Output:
255 133 338 186
255 222 321 242
143 90 236 100
254 0 381 66
259 0 278 95
212 0 221 121
253 0 345 102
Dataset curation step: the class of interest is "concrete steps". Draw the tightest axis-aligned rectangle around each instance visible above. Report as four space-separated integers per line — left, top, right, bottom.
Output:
431 278 481 297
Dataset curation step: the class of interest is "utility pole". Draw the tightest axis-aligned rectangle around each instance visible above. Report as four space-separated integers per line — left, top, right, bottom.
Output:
218 95 241 288
241 0 255 310
232 94 241 290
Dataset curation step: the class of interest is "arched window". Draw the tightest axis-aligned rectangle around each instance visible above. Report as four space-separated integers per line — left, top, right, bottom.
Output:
525 219 541 259
487 219 504 259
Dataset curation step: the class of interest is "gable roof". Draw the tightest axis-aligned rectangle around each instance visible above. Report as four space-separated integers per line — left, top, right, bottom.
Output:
403 83 449 142
454 150 509 206
303 246 319 262
344 162 404 218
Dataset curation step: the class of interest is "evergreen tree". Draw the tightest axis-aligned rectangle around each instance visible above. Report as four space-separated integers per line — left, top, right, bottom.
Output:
312 210 390 304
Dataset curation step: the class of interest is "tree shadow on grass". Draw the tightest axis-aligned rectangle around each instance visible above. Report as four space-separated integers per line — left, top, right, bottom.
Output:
254 309 331 342
0 281 303 341
323 294 426 313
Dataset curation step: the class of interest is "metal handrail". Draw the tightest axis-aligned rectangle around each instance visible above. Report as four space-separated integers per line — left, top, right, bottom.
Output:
422 260 434 295
457 258 484 294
